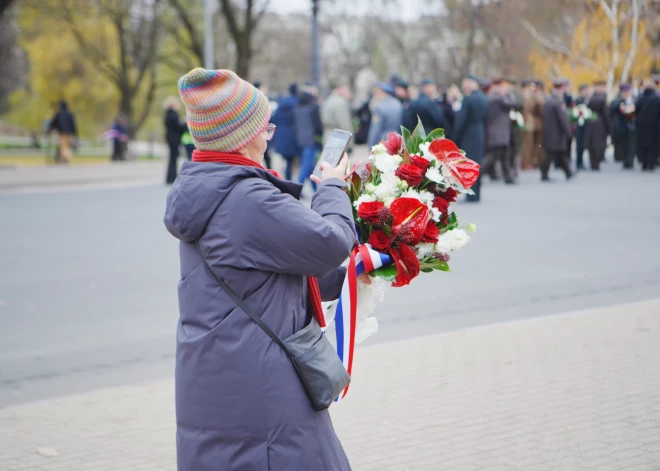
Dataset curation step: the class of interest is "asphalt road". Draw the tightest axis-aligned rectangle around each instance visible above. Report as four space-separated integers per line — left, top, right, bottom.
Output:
1 162 659 407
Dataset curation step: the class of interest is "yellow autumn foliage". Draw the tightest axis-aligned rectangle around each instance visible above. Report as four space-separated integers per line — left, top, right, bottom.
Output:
529 3 653 92
6 5 118 137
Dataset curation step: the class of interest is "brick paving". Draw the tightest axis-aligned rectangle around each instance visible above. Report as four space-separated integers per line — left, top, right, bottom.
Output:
1 299 659 470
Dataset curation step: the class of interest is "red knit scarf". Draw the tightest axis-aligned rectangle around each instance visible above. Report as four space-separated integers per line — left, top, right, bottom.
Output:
192 150 326 328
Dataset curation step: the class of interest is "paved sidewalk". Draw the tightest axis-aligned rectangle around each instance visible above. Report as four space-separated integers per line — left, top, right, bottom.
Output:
0 161 166 193
1 299 659 470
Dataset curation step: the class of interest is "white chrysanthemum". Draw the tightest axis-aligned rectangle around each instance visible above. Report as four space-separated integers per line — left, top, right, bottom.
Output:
365 183 377 193
383 196 395 208
419 142 434 161
354 193 377 209
425 166 444 184
416 242 437 260
436 229 470 253
430 207 443 223
373 152 400 174
374 180 396 201
438 161 462 189
403 188 434 205
371 143 388 155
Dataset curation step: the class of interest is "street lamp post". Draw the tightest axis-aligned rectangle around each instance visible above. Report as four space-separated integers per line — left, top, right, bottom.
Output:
311 0 321 85
204 0 215 69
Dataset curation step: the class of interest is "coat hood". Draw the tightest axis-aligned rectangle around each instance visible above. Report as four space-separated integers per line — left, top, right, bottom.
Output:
164 161 302 242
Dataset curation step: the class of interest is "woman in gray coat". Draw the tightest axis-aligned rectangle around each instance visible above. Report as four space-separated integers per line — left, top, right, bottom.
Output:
164 68 356 470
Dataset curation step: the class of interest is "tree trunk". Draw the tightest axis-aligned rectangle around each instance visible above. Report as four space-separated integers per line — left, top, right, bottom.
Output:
235 37 251 79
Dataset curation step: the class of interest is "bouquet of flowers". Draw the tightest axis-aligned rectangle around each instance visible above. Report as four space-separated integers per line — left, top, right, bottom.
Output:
325 119 480 401
570 104 598 126
509 110 527 130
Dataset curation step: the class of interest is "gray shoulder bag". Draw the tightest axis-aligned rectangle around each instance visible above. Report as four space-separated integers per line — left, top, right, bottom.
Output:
196 242 350 411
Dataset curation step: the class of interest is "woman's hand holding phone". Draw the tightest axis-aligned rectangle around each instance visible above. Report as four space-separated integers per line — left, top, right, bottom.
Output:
311 153 349 184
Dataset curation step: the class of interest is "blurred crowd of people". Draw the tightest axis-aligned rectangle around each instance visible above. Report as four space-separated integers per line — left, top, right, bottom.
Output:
127 72 652 192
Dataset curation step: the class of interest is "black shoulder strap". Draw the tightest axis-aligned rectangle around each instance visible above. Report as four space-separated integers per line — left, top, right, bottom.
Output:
195 241 293 358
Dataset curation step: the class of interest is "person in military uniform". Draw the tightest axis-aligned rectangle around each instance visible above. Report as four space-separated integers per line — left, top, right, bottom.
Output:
521 80 544 169
502 78 523 179
573 84 591 170
611 83 636 169
484 79 517 184
584 80 611 170
540 79 573 181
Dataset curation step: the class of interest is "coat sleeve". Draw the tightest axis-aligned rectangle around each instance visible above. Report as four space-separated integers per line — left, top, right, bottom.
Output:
231 178 357 278
555 102 572 138
317 266 347 301
453 97 470 144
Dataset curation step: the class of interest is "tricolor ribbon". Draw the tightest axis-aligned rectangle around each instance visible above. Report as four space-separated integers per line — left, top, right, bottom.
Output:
332 244 392 401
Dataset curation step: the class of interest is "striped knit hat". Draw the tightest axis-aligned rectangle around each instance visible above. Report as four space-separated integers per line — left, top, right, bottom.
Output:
177 68 271 152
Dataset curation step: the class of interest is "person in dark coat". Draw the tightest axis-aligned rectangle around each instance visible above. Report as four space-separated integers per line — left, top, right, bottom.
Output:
584 80 611 170
164 97 185 184
406 79 450 135
541 79 573 181
109 113 128 161
483 79 516 184
635 79 660 171
294 84 323 191
48 100 77 164
454 74 489 202
437 88 455 138
573 84 591 170
165 68 355 471
271 83 301 180
611 84 637 169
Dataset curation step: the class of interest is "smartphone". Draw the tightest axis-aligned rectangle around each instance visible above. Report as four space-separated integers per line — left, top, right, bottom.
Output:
312 129 353 178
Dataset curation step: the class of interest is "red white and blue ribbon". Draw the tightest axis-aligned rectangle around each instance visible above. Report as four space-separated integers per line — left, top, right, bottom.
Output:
333 244 392 401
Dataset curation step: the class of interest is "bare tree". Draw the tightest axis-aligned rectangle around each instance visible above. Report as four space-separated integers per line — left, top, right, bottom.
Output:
51 0 163 137
219 0 271 79
0 0 16 20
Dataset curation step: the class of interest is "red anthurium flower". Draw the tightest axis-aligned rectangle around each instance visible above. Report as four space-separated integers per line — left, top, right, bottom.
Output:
390 197 429 246
395 163 425 187
428 138 481 190
383 132 403 155
410 155 431 172
390 243 421 287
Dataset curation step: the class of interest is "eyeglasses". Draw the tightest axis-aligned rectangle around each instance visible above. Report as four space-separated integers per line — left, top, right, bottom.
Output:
265 123 276 140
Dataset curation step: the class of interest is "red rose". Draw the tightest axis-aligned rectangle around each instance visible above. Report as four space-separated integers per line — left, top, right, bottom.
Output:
396 163 425 187
410 155 431 172
383 132 403 155
390 243 421 287
432 196 449 215
368 230 391 252
438 187 457 203
357 201 384 224
422 221 440 243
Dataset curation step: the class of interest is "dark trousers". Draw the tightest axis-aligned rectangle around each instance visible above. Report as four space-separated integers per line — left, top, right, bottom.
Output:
111 140 125 161
588 146 605 170
166 141 180 184
615 133 636 168
575 125 585 169
639 147 657 170
184 144 195 161
541 149 572 179
483 146 513 182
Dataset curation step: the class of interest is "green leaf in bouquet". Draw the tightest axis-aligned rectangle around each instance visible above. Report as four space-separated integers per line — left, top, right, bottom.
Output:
425 128 445 142
420 259 451 272
381 224 392 236
421 268 434 273
442 212 458 231
411 117 427 143
372 264 398 282
401 126 413 154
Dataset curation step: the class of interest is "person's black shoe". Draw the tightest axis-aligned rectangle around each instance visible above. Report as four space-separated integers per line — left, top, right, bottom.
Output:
541 176 554 182
566 172 575 181
504 179 516 185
